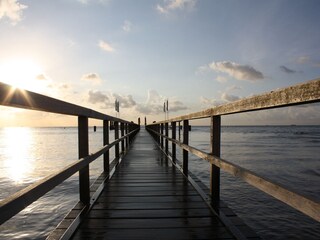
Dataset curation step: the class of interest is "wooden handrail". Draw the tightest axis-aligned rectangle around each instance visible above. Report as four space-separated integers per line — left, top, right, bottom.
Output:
157 78 320 123
0 82 129 123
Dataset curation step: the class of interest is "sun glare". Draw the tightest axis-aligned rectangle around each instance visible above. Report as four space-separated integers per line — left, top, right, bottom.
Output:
0 58 48 93
3 127 34 183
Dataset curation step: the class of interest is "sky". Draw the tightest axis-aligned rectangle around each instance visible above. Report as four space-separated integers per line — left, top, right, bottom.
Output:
0 0 319 126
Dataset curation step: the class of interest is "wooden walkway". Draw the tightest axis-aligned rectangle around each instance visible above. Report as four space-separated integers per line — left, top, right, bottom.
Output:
71 129 236 240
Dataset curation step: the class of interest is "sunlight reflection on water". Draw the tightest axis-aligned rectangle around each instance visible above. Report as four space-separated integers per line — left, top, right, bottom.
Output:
3 127 34 183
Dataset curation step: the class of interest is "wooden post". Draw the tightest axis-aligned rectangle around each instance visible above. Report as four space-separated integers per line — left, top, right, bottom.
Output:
103 120 109 174
178 121 181 141
183 120 189 175
78 116 90 205
210 116 221 212
165 122 168 154
172 122 176 163
121 122 125 153
125 123 129 149
114 121 119 159
157 124 160 144
160 123 164 149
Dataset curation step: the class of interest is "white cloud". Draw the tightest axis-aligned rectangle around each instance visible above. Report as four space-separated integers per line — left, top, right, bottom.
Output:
77 0 110 5
36 74 49 81
122 20 132 32
157 0 197 14
0 0 27 25
88 90 136 109
112 93 136 108
136 90 187 114
208 61 264 81
88 90 109 104
81 73 102 84
99 40 115 52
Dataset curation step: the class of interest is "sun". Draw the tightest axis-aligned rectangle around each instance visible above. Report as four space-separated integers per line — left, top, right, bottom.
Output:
0 58 48 93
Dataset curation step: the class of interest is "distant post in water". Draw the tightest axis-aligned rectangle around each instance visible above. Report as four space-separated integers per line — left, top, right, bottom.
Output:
210 116 221 212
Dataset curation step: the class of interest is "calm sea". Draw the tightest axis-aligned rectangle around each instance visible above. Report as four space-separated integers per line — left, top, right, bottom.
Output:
0 126 319 239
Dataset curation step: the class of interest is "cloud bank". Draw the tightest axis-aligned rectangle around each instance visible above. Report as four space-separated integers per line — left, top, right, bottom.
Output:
88 90 136 109
0 0 27 25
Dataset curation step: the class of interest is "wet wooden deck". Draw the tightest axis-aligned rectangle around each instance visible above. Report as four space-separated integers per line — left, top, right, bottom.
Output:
71 129 236 239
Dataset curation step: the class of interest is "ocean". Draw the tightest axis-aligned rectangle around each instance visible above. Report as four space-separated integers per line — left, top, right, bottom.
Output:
0 126 319 239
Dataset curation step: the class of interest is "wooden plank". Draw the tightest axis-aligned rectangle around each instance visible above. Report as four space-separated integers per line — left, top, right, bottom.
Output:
72 228 234 240
77 217 223 229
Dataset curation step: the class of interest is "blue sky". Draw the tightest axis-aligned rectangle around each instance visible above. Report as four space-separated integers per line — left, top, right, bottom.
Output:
0 0 319 126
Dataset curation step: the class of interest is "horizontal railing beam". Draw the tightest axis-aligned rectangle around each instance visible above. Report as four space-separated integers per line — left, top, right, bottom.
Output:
0 129 138 225
147 128 320 222
0 82 130 123
155 78 320 123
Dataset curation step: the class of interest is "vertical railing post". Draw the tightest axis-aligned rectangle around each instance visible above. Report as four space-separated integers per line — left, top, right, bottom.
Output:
210 116 221 212
78 116 90 205
121 122 125 153
160 123 164 149
157 124 160 144
114 121 119 159
103 119 109 174
125 123 129 149
183 120 189 175
178 121 181 141
171 122 176 163
165 122 168 154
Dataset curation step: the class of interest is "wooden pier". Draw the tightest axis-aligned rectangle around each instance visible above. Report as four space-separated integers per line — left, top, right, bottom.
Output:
70 129 236 239
0 79 320 239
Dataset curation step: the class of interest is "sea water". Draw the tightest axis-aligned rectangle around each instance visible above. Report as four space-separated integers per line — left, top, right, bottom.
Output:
0 126 319 239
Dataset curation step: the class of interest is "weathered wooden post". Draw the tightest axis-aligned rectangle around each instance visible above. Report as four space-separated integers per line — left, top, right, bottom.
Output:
178 121 181 141
78 116 90 205
120 122 125 153
165 122 169 154
157 124 160 144
114 121 119 159
160 123 164 149
125 123 129 149
210 116 221 212
171 122 176 163
103 120 109 174
183 120 189 175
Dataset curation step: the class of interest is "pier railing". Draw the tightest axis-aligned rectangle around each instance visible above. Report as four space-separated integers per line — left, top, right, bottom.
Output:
0 82 140 229
146 78 320 222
